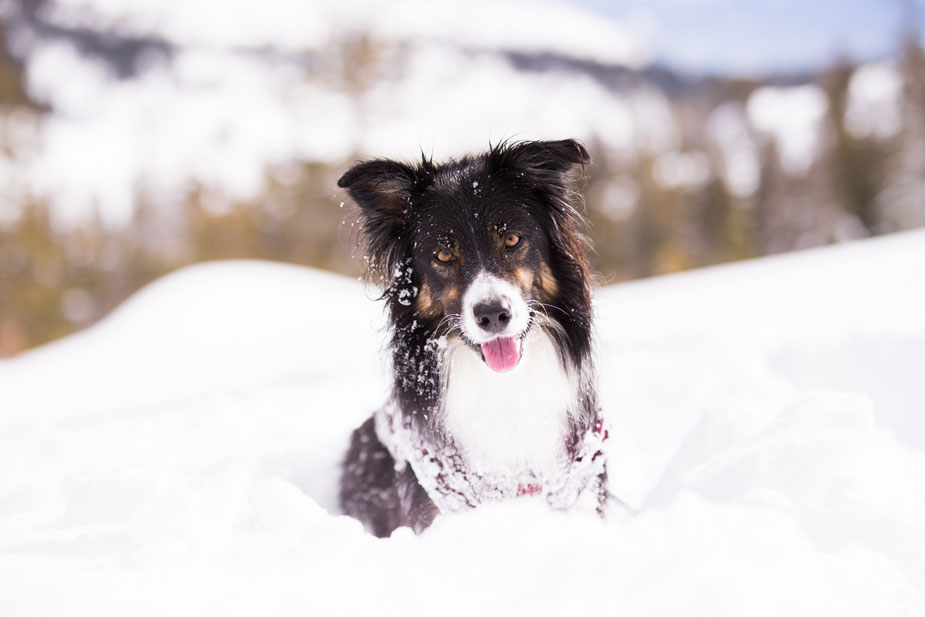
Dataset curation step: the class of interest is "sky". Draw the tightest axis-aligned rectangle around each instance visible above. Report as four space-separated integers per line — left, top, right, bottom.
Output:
574 0 924 75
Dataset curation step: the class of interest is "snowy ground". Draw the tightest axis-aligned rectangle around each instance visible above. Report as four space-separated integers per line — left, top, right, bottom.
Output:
2 231 924 615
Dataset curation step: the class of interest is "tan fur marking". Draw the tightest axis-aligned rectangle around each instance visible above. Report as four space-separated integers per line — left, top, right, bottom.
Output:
417 282 458 318
416 283 437 316
536 261 559 300
515 267 535 293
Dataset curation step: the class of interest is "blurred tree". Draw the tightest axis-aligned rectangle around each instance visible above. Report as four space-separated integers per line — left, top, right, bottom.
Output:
0 200 68 353
0 21 34 106
820 60 889 234
877 35 925 231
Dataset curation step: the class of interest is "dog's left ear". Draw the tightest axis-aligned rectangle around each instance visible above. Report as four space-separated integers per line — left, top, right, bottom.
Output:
501 139 591 179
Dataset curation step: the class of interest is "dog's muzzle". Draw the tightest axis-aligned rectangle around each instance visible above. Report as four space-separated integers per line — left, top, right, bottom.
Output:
461 271 531 372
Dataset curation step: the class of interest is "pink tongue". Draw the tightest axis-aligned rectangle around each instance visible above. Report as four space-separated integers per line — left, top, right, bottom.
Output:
480 337 521 372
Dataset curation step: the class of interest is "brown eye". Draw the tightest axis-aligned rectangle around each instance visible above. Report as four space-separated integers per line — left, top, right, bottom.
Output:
435 248 453 263
504 233 521 248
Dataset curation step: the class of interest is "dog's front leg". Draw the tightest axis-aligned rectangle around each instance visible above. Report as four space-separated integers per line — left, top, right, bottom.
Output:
396 466 439 534
569 469 610 518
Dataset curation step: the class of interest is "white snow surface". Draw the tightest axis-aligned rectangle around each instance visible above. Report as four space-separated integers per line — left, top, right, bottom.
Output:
2 231 925 615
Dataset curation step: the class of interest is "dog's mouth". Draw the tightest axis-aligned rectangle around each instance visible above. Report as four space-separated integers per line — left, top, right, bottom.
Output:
479 336 523 372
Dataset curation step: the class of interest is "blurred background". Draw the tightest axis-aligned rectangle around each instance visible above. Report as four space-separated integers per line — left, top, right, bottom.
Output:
0 0 923 356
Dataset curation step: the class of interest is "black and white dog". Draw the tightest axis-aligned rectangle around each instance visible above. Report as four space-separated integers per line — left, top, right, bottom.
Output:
338 139 608 537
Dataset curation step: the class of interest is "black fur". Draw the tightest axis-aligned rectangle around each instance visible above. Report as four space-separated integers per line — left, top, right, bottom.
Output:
339 417 437 536
338 140 602 537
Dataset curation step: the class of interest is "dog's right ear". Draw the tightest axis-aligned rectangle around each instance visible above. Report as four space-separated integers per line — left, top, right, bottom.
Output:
338 160 418 232
339 159 422 287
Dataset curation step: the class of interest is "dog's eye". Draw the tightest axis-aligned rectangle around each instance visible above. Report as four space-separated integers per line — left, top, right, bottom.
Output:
504 233 522 248
435 249 454 263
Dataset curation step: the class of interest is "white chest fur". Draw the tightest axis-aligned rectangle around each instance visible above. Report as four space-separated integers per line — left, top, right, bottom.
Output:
440 329 575 475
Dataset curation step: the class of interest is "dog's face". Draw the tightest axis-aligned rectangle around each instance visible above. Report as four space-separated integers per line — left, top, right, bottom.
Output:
410 179 560 371
339 139 591 374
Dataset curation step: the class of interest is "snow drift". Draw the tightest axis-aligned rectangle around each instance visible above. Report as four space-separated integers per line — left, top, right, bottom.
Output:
1 231 924 615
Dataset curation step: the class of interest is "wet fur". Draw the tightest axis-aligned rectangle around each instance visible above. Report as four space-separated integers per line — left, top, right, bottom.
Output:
338 140 604 537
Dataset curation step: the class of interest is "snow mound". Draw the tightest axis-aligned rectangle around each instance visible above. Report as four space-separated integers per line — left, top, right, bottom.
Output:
2 232 925 615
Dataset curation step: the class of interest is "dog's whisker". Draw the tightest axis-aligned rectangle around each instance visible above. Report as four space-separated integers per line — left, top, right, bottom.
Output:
435 313 461 337
422 312 460 336
527 304 551 323
528 299 567 318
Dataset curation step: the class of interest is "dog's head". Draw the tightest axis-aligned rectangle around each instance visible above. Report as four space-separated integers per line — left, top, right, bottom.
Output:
339 139 592 373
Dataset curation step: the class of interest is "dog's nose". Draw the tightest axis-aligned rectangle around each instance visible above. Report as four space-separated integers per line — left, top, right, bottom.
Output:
473 300 512 334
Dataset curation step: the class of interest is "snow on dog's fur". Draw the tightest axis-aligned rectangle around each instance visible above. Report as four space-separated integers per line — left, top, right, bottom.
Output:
338 140 608 537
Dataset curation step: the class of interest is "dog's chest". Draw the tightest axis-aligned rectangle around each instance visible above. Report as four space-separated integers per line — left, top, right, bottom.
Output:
441 330 574 474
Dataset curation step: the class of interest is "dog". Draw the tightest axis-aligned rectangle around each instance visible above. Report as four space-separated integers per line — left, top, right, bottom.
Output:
337 139 608 537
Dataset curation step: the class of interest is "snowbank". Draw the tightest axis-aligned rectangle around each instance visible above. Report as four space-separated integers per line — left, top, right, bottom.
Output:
1 231 924 615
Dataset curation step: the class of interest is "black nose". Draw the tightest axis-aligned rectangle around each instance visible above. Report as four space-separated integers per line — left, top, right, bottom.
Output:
473 300 512 334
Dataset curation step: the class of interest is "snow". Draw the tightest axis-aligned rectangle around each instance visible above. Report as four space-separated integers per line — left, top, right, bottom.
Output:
0 0 656 226
707 101 760 197
46 0 647 66
845 62 903 140
652 149 711 189
22 38 643 225
747 84 829 174
4 0 648 225
2 230 925 615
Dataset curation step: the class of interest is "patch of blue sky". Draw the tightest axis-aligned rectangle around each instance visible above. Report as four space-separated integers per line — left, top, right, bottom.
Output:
573 0 925 75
